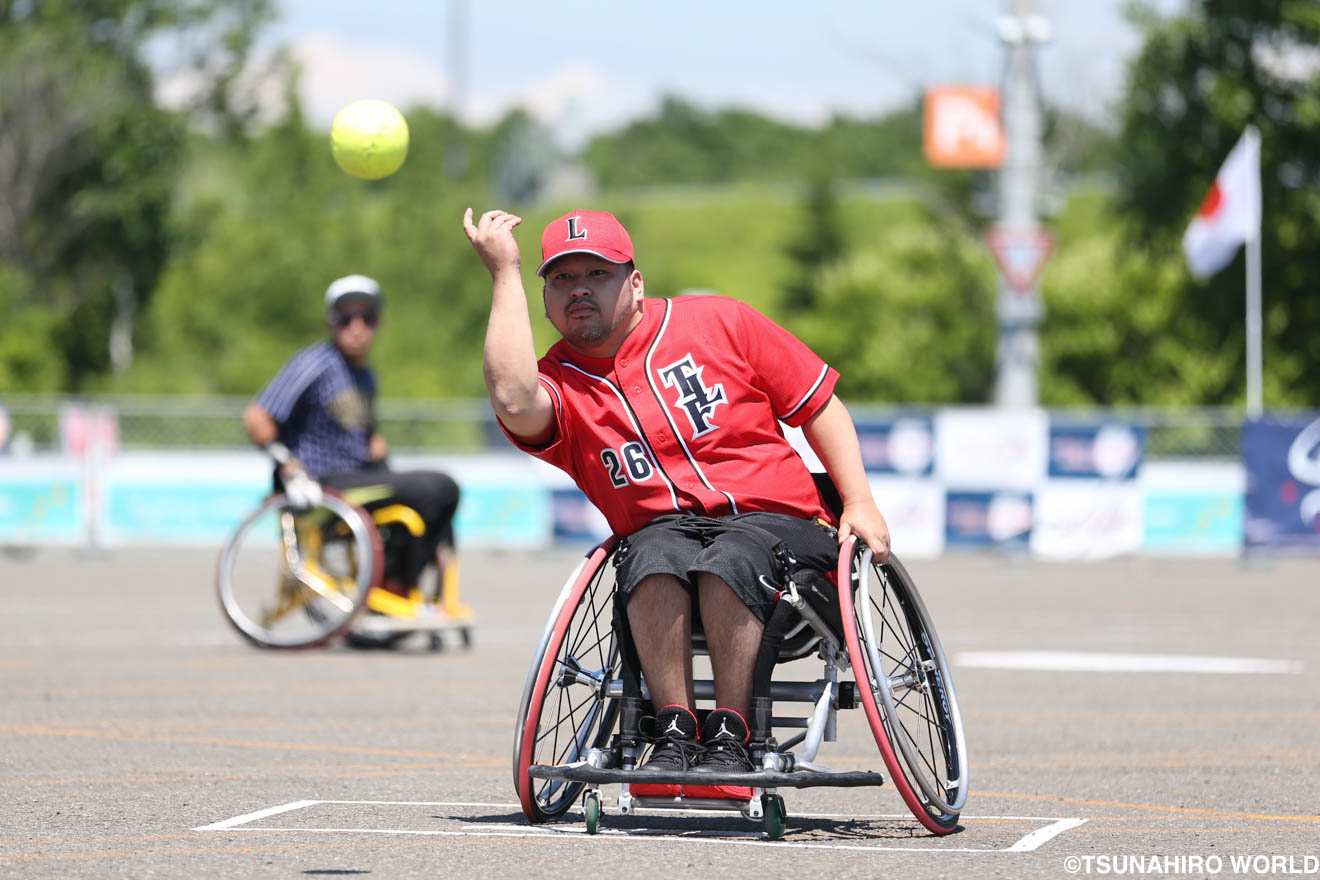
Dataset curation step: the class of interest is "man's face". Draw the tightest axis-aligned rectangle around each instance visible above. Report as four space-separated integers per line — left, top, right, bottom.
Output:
328 294 380 363
541 254 643 356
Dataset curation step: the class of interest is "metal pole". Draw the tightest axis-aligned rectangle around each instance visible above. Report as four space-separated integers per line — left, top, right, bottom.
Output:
993 0 1048 409
447 0 467 122
1245 231 1263 418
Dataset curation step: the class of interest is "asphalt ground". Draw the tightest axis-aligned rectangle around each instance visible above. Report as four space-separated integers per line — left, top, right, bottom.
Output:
2 546 1318 879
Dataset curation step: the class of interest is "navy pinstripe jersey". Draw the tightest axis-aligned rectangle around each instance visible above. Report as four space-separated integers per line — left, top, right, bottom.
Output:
503 295 839 536
254 341 376 479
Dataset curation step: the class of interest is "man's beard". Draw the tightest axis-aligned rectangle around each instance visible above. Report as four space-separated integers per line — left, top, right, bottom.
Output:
561 307 623 348
563 320 609 346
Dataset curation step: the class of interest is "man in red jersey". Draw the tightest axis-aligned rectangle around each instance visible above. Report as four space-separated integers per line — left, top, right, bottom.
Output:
463 207 890 787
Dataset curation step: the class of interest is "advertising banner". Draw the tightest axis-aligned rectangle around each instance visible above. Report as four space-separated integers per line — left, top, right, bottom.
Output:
944 490 1033 551
1030 482 1143 560
1143 491 1242 555
1048 423 1144 480
0 456 85 545
99 453 268 545
869 477 945 558
1243 414 1320 550
551 487 612 544
935 408 1048 489
855 418 935 475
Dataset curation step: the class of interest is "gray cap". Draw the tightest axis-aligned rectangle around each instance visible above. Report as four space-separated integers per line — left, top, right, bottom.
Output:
324 274 383 312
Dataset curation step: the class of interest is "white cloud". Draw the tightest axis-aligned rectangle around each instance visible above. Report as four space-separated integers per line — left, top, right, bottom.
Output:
290 37 647 148
291 32 451 125
495 65 652 149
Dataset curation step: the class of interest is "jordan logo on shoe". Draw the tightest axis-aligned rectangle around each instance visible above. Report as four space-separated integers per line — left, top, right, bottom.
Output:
715 719 736 740
665 717 685 737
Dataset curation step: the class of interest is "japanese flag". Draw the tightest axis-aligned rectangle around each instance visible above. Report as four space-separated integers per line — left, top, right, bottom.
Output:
1182 126 1261 279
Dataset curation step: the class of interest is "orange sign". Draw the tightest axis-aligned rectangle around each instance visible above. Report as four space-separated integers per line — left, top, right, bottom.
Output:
923 87 1004 169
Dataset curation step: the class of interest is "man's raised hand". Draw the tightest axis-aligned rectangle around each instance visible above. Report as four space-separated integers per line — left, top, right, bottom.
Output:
462 208 523 279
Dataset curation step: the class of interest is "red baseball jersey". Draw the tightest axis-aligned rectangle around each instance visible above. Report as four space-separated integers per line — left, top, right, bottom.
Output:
502 295 839 536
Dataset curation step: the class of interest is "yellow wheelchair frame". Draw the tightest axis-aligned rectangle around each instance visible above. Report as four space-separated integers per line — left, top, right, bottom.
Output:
217 487 475 650
349 503 475 650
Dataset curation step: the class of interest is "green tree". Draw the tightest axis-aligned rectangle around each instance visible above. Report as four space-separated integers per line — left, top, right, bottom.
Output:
1040 194 1231 405
0 264 62 390
0 0 273 391
127 99 495 398
780 173 847 312
789 210 997 403
1115 0 1320 406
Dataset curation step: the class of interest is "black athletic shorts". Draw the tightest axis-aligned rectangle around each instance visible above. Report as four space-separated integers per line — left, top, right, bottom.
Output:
612 512 841 624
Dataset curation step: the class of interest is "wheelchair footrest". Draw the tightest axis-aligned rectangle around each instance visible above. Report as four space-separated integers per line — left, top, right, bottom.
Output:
528 762 884 789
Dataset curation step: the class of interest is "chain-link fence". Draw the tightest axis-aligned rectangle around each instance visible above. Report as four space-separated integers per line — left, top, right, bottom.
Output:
0 395 500 452
1 394 1247 459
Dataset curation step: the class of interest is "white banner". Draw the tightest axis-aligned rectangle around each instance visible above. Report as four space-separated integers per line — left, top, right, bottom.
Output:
1030 482 1144 560
935 407 1049 489
870 477 946 559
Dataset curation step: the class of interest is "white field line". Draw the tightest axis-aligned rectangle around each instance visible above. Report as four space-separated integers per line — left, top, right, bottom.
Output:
194 800 1087 853
1005 818 1089 852
193 799 321 831
954 650 1303 675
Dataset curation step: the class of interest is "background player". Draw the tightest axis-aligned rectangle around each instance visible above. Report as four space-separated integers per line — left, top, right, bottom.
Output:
243 274 460 599
463 207 889 790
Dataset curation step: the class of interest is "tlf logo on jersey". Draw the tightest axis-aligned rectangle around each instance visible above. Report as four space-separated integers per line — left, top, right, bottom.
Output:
565 217 588 240
659 354 726 438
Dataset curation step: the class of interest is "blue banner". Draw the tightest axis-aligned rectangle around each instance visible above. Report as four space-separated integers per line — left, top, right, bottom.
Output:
452 484 552 548
103 483 267 542
1048 423 1144 479
0 477 83 542
944 490 1033 550
855 418 935 475
1243 414 1320 550
551 487 611 543
1143 491 1242 554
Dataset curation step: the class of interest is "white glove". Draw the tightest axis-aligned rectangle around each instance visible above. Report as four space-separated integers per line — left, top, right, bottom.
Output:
282 467 323 510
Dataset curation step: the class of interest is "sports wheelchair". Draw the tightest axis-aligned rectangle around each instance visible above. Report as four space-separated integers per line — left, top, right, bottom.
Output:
216 486 474 650
513 531 968 839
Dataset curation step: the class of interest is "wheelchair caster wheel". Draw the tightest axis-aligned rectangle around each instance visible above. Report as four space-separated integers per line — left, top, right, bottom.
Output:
429 633 444 652
583 790 602 835
761 794 786 840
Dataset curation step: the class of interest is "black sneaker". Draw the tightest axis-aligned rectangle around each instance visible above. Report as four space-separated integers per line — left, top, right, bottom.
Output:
690 708 755 798
634 704 700 797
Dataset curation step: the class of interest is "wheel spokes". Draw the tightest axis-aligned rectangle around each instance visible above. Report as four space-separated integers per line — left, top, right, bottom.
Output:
856 553 966 816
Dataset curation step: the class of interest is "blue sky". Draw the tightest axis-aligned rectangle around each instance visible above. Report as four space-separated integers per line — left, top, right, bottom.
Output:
255 0 1185 145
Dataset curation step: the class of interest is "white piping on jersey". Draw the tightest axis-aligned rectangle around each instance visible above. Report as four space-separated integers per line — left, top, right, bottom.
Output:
537 374 564 414
780 363 830 421
558 361 684 514
643 299 740 513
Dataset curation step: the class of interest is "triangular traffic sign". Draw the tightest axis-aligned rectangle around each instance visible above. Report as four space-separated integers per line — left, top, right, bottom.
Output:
985 227 1055 293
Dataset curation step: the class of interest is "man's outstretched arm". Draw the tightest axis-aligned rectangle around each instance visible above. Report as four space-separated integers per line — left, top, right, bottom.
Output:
462 208 555 445
802 395 891 561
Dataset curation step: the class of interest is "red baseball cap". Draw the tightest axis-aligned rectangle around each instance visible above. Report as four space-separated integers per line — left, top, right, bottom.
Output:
536 210 634 276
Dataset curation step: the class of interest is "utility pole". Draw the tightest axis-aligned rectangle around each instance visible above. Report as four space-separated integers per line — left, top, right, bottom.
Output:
993 0 1050 408
447 0 467 123
445 0 469 176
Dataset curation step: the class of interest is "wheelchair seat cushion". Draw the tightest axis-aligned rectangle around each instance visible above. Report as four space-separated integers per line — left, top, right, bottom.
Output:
612 512 840 624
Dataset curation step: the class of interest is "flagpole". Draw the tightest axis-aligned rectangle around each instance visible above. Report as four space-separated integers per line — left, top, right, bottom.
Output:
1245 229 1263 418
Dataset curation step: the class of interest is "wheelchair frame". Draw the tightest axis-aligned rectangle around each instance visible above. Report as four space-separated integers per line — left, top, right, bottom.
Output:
216 486 475 650
513 535 967 838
